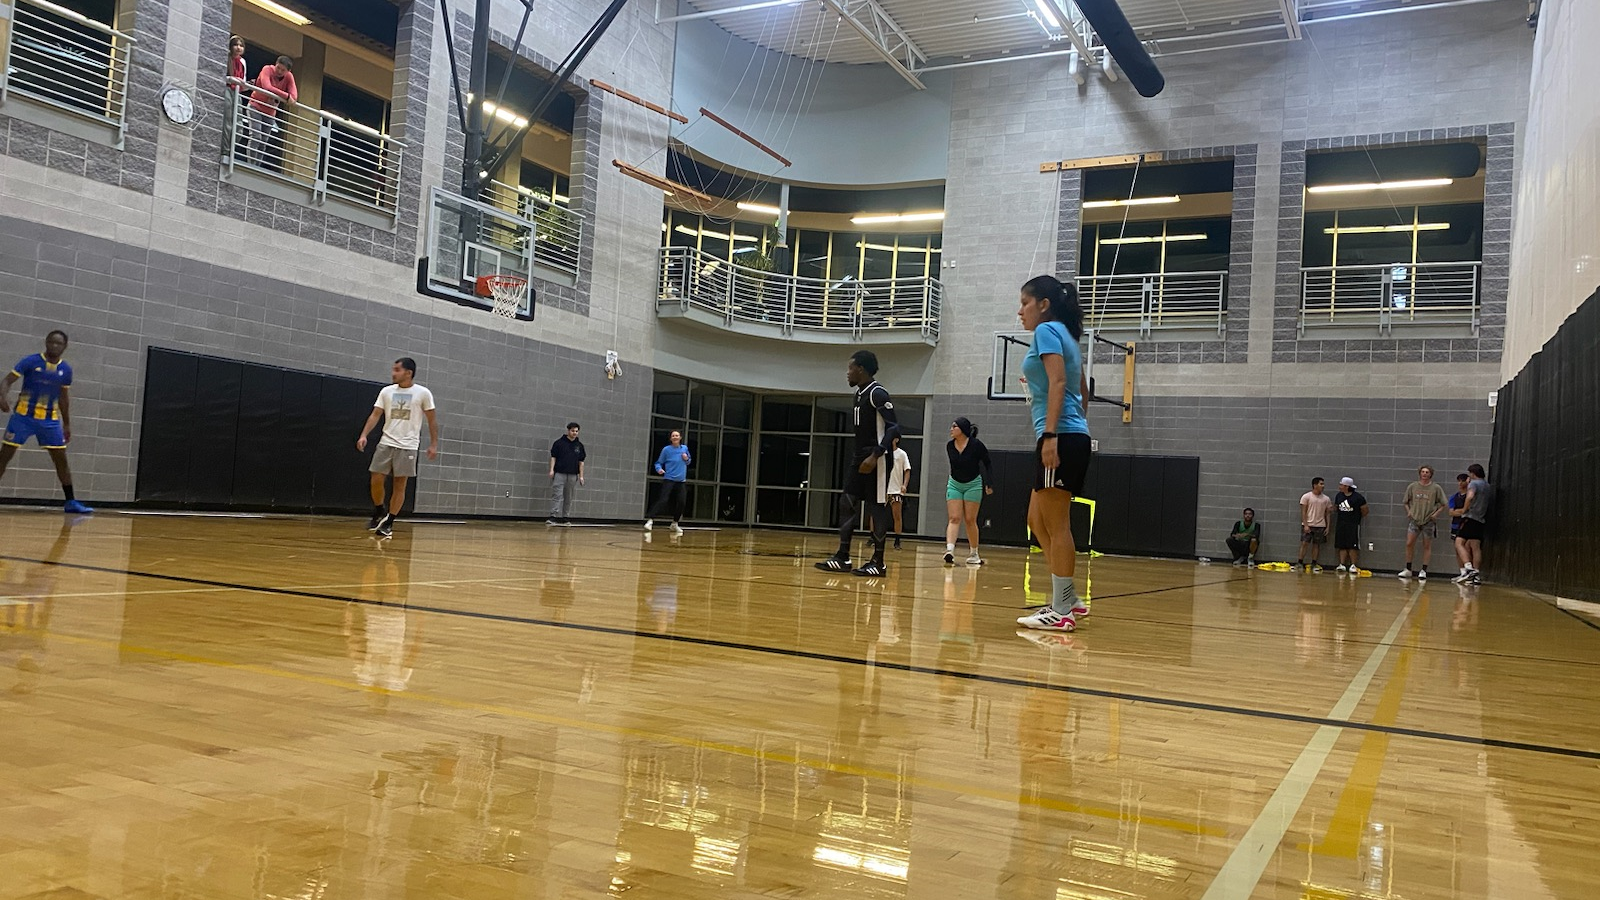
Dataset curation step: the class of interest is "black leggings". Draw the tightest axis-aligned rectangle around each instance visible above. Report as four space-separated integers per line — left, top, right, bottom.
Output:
649 480 688 521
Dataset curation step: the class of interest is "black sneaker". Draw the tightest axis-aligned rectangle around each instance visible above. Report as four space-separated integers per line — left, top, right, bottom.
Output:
366 512 384 531
815 556 851 572
893 537 902 550
852 561 886 578
943 551 955 565
375 515 395 538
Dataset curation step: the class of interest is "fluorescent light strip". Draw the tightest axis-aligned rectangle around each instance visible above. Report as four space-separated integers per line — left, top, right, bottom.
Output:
1082 195 1181 209
673 225 756 242
850 211 945 225
1100 233 1207 245
245 0 310 26
1323 223 1450 235
737 202 782 215
1307 178 1453 194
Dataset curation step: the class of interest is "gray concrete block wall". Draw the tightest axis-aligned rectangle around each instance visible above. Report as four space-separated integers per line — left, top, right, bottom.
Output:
0 213 652 517
923 392 1491 572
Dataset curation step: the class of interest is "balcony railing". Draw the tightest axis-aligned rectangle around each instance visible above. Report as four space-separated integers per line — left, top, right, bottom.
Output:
0 0 134 139
1301 262 1480 333
482 179 583 281
1075 271 1228 337
223 76 403 218
658 245 940 341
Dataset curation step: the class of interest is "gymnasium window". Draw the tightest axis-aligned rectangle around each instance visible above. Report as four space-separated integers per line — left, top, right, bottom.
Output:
1300 142 1485 333
0 0 134 143
1076 158 1233 338
650 374 755 524
226 0 402 221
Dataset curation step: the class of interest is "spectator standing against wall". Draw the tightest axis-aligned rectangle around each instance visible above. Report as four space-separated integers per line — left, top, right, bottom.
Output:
1331 476 1369 574
547 422 585 525
1399 465 1449 580
1452 463 1492 585
1297 477 1333 573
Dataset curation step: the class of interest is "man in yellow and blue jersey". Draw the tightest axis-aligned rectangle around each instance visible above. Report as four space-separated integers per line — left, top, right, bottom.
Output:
0 331 93 513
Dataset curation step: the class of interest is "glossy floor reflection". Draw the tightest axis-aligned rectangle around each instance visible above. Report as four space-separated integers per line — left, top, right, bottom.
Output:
1 511 1597 899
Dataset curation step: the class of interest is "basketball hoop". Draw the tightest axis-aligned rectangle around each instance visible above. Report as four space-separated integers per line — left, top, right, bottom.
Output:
476 274 528 319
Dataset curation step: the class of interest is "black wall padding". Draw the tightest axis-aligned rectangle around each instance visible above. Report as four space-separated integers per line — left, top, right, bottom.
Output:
1488 285 1600 601
1074 0 1165 97
970 450 1199 557
136 348 405 513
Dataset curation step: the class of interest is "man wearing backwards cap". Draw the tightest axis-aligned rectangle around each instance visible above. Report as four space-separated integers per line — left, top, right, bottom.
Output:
1332 476 1369 575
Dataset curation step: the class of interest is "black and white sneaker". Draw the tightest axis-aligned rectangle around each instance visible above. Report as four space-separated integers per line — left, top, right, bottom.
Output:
375 514 395 538
366 512 383 531
943 551 955 565
852 561 887 578
815 556 851 572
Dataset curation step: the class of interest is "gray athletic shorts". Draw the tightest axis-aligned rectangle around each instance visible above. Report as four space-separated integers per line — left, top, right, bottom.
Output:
370 444 418 477
1407 520 1438 539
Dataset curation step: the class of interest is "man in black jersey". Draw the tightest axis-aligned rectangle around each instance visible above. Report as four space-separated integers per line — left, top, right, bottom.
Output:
816 350 900 577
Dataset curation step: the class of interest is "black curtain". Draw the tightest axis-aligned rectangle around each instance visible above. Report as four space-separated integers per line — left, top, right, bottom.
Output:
1487 286 1600 599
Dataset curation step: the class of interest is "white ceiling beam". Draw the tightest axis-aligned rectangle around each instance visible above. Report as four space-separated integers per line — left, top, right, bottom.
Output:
817 0 928 89
655 0 806 25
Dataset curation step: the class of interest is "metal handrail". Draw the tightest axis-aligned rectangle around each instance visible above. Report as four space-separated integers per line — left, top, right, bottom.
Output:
1076 270 1227 336
1300 261 1480 333
657 245 941 340
223 76 404 218
1 0 135 140
482 179 583 280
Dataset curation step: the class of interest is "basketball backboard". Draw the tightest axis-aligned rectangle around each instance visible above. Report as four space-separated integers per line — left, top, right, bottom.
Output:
417 187 538 318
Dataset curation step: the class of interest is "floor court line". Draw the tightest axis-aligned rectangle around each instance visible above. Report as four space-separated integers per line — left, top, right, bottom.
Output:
7 552 1598 761
38 629 1225 838
1200 593 1420 899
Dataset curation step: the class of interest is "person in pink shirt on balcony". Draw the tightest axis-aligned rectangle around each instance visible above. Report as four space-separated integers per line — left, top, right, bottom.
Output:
247 55 297 170
226 36 251 154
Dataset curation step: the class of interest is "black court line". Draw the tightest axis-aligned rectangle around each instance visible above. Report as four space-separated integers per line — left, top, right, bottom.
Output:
1546 600 1600 634
9 552 1600 763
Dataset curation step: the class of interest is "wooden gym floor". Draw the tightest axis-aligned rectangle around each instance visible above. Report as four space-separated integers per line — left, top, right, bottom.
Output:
1 509 1597 899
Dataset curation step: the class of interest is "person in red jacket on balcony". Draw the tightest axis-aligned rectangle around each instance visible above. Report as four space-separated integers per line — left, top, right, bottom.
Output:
226 36 251 154
247 55 297 171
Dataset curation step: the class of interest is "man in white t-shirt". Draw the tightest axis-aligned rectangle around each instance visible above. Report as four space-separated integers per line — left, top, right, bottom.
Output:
887 435 912 550
356 357 439 538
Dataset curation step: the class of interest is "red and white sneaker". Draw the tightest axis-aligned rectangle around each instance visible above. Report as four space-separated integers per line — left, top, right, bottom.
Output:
1017 607 1077 631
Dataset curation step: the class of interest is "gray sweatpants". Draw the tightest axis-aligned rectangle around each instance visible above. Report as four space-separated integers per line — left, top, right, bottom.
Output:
550 473 579 519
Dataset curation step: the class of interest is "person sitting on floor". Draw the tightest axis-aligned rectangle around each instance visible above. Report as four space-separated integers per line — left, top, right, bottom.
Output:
1227 507 1261 566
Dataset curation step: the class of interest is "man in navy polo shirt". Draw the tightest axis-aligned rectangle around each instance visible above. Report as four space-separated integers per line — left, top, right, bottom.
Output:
547 422 586 524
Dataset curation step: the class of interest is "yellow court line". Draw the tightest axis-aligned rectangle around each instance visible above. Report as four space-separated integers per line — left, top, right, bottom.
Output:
41 630 1224 838
1301 596 1429 857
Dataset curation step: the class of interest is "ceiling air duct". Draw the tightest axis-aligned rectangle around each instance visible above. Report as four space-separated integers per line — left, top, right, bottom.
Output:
1072 0 1164 97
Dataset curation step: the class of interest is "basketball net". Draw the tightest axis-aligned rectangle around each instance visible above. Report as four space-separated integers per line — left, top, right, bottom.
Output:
482 275 528 319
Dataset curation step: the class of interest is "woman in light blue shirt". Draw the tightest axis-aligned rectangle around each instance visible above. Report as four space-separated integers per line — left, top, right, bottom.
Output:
644 430 691 535
1014 275 1093 634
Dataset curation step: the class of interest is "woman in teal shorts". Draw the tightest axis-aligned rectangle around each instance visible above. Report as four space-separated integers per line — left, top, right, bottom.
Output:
944 417 993 565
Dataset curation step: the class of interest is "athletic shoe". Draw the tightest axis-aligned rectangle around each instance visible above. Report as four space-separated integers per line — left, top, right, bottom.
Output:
643 519 653 532
1017 607 1077 631
815 556 851 572
1467 572 1482 585
671 523 683 536
1452 568 1476 584
966 553 984 566
893 538 902 550
1336 565 1349 574
1417 570 1428 580
1311 565 1324 574
63 499 94 514
1232 558 1246 567
852 561 887 578
1398 568 1413 579
943 551 955 565
1247 557 1256 567
375 515 394 538
546 518 559 526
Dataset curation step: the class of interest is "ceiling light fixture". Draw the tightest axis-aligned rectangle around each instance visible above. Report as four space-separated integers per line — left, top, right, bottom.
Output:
737 202 782 215
1033 0 1061 30
244 0 310 26
1307 178 1453 194
1082 195 1181 209
850 211 945 225
1323 223 1451 235
1100 233 1207 245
